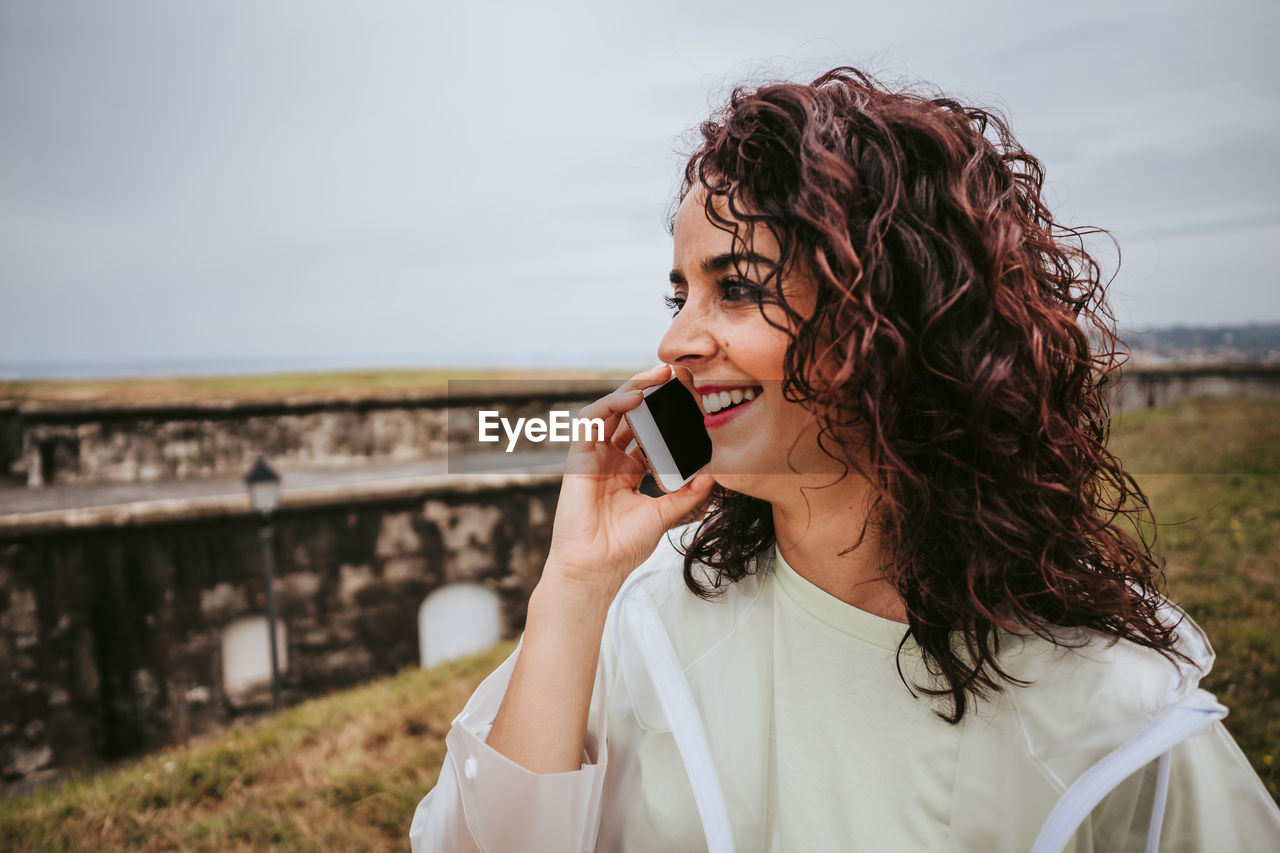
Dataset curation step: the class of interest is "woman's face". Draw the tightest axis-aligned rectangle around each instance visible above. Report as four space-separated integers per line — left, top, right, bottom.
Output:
658 187 847 499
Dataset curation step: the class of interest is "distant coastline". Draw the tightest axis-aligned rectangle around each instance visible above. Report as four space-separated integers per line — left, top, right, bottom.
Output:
1120 321 1280 365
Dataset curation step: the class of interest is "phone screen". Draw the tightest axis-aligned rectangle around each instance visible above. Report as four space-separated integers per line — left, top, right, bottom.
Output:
644 379 712 479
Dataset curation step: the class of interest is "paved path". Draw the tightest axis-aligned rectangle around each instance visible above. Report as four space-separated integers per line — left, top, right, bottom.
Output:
0 449 570 515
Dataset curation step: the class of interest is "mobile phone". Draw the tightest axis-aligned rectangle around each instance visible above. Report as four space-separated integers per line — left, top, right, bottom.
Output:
624 377 712 493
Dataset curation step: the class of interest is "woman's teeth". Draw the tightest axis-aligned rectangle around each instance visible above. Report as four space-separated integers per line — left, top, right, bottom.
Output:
702 387 761 413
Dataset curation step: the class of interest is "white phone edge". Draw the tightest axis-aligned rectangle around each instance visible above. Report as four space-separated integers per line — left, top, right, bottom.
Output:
624 385 701 493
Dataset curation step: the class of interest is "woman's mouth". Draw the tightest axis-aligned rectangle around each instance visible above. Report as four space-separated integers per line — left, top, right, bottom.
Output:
698 385 764 429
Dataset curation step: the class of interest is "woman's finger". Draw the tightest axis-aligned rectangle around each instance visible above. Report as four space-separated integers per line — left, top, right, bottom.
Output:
589 364 672 413
570 393 644 450
617 362 673 393
626 439 649 470
619 445 648 478
572 364 670 429
611 419 635 451
573 376 668 444
564 365 674 460
652 472 715 528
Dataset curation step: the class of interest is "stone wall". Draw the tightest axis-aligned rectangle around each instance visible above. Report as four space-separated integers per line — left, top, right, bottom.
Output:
10 367 1280 488
1108 363 1280 416
8 367 1280 488
0 404 18 487
0 472 560 788
5 381 614 487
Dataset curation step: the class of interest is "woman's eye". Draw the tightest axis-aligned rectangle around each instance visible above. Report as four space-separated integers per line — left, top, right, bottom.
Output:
719 278 761 303
662 294 685 316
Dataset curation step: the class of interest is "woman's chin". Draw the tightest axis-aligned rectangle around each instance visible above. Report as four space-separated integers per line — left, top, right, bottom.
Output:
707 445 855 501
707 450 782 500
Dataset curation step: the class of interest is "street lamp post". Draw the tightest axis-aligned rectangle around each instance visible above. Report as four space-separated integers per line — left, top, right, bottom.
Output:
244 456 283 710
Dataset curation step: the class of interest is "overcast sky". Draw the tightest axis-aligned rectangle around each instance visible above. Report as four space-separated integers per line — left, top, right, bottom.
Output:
1 1 1277 377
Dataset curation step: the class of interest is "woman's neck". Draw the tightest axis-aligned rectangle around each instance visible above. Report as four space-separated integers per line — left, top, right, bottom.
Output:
769 474 908 624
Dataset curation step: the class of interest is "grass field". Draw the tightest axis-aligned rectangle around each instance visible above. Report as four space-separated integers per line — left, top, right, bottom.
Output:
0 643 517 852
1111 396 1280 799
0 367 630 405
1 394 1276 850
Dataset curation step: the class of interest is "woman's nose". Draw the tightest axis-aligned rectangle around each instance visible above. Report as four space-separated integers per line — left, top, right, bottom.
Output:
657 299 718 367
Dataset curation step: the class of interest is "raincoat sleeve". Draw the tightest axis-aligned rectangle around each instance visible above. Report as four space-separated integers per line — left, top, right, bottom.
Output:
408 632 616 853
1087 719 1280 852
1154 719 1280 850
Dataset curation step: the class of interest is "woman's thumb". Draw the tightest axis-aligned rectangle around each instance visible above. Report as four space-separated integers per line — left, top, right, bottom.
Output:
655 472 714 529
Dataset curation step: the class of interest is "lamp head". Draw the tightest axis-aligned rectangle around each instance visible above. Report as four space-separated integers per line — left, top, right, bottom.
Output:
244 456 281 517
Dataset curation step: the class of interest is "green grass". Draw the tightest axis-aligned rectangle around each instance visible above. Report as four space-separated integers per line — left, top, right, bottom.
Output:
0 642 515 852
1 395 1276 849
1111 396 1280 799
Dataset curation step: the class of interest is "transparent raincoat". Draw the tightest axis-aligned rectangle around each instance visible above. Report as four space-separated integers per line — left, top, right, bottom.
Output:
410 523 1280 852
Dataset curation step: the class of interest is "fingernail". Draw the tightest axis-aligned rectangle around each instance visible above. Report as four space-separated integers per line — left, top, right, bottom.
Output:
626 389 644 396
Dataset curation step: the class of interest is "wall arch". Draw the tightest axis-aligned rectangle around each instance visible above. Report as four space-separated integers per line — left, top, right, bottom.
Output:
419 583 501 670
222 615 288 695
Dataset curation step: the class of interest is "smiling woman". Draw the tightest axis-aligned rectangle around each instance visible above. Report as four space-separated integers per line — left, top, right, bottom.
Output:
409 67 1280 852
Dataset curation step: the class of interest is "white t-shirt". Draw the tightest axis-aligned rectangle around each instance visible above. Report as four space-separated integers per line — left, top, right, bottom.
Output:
767 543 962 849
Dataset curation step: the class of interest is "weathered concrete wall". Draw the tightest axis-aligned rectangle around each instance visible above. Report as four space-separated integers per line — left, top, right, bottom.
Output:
6 381 613 487
0 473 560 788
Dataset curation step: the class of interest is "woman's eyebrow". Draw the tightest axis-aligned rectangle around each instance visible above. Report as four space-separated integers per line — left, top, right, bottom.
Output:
669 251 777 285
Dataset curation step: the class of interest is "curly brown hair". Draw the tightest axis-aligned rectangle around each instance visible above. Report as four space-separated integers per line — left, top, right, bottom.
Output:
667 66 1187 723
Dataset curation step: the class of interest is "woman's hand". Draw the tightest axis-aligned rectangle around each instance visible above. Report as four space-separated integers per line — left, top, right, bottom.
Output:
484 364 713 774
540 363 715 605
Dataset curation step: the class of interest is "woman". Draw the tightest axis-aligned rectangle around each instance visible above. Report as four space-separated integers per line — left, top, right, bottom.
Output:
411 67 1280 851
